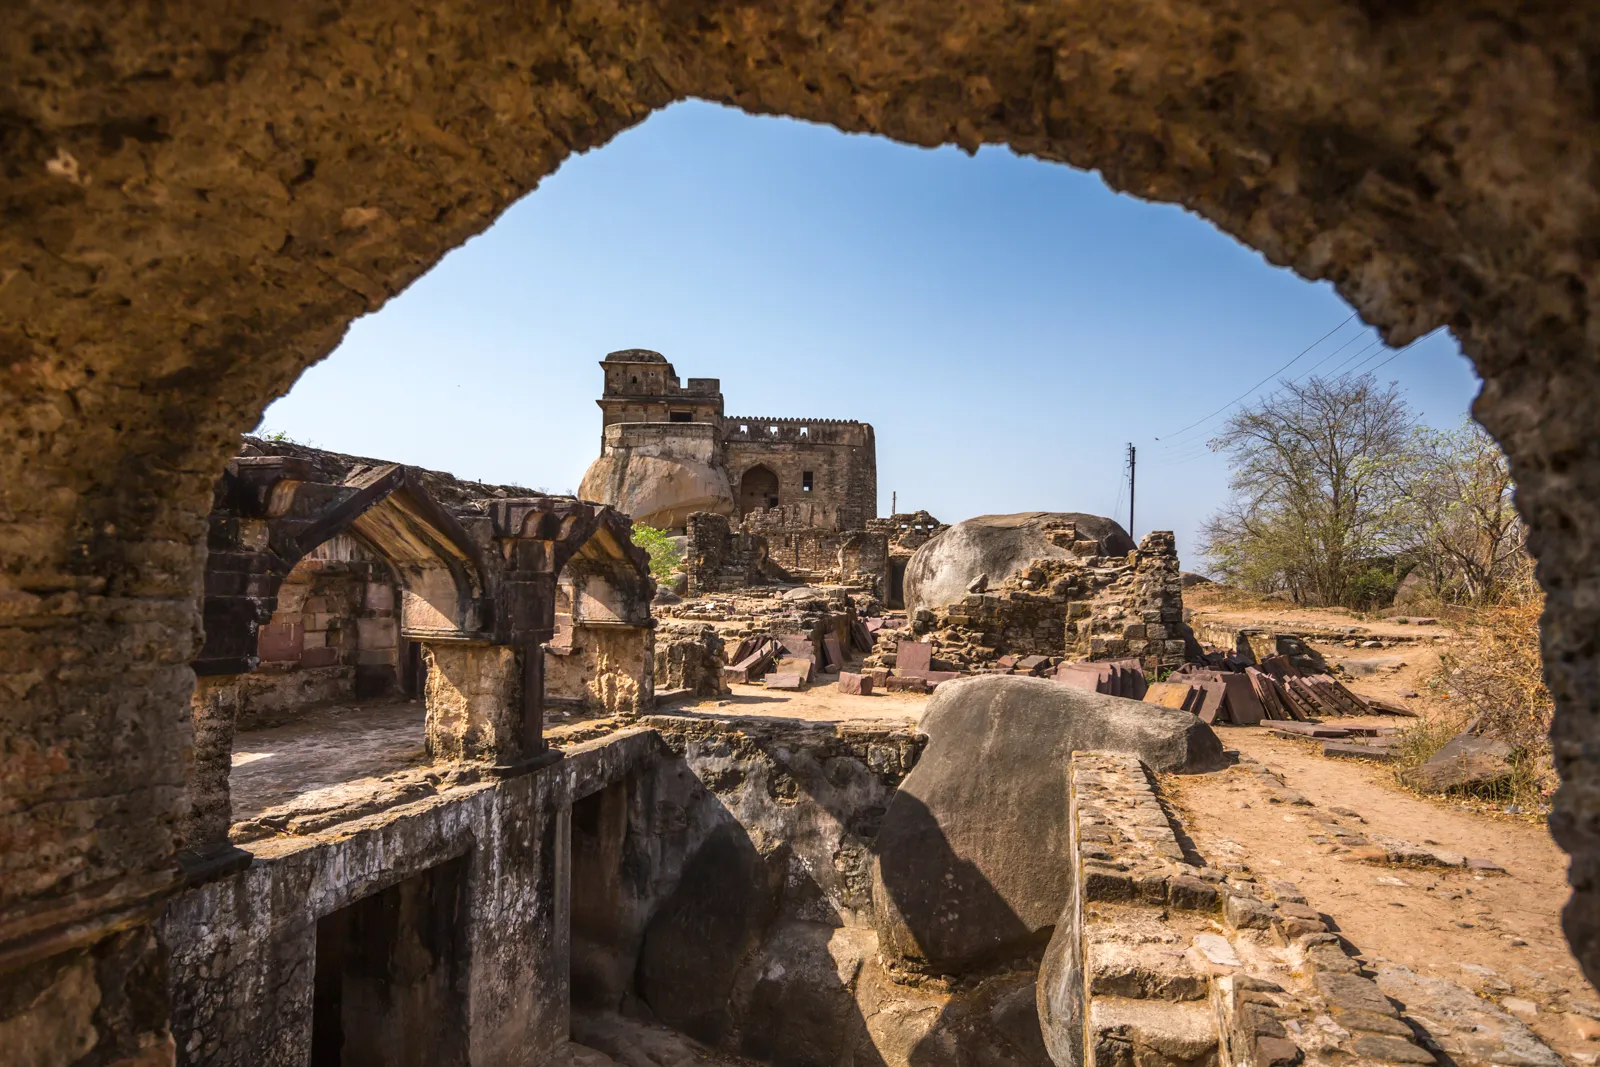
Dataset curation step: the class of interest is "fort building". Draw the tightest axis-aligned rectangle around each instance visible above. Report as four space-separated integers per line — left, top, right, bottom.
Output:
580 349 877 532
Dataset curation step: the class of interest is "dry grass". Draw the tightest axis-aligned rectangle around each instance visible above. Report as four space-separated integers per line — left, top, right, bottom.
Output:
1394 564 1554 809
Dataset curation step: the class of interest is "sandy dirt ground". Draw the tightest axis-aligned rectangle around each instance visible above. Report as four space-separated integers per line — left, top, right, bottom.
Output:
1178 591 1591 1059
1167 728 1594 1060
671 675 928 724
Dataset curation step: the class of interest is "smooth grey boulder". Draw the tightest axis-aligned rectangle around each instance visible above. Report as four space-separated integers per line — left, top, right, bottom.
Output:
870 676 1223 974
904 512 1135 615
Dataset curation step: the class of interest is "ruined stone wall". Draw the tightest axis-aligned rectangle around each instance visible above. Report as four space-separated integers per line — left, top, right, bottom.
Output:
159 729 660 1067
725 419 876 530
1066 531 1187 671
546 626 654 716
235 534 402 728
909 532 1187 672
7 0 1600 1050
748 512 889 591
684 512 770 594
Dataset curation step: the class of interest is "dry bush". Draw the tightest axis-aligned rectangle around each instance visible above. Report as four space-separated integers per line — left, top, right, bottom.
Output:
1406 558 1554 805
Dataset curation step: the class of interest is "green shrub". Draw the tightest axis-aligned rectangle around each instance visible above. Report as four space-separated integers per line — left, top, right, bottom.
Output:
631 523 682 581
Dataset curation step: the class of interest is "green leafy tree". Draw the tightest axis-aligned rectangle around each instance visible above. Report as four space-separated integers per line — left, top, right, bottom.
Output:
630 523 683 581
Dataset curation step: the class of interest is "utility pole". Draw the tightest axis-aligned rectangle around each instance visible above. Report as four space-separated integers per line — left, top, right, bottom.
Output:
1126 443 1136 538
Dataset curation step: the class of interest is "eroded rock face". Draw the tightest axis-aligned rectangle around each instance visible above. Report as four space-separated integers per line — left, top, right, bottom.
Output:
4 0 1600 1041
871 676 1222 973
579 426 736 532
904 513 1135 615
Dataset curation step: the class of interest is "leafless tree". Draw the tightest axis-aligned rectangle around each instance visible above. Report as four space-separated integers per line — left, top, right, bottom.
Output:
1200 374 1413 607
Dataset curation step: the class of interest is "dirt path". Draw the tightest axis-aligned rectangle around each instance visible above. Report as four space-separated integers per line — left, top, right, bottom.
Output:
1168 727 1596 1060
671 675 929 724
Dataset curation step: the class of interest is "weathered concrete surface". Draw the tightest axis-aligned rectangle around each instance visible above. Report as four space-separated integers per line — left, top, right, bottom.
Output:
905 513 1135 615
872 677 1221 973
4 0 1600 1047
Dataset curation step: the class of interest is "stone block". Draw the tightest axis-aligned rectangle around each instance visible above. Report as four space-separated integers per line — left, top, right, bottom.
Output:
766 672 804 690
837 672 872 695
364 583 395 611
1167 875 1221 912
357 616 397 649
257 620 304 662
1347 1034 1435 1064
299 645 341 668
885 674 929 694
896 640 932 673
1224 893 1276 931
1314 971 1398 1017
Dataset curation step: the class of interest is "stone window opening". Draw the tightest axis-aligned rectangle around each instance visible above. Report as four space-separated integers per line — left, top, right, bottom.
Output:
768 425 780 436
803 471 814 492
669 411 692 422
799 426 809 437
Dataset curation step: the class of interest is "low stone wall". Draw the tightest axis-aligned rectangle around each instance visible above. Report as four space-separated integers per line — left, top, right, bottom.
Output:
160 728 662 1067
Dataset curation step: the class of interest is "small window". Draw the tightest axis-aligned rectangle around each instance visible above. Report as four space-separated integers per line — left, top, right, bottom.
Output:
802 471 814 492
799 426 809 437
768 425 780 436
738 424 749 434
670 411 692 423
631 375 638 385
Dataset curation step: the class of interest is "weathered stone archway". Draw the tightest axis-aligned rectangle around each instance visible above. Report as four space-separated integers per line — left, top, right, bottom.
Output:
3 0 1598 1055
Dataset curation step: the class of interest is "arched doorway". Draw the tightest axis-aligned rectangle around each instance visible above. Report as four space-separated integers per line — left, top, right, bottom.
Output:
738 465 780 518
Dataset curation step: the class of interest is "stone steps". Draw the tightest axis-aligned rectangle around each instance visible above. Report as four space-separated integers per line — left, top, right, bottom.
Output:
1050 751 1562 1067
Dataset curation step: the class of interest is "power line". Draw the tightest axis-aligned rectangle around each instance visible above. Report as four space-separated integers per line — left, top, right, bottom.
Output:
1325 337 1385 378
1155 312 1358 446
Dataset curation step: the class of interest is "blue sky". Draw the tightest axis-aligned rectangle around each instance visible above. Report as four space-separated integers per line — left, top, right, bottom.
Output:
258 100 1481 568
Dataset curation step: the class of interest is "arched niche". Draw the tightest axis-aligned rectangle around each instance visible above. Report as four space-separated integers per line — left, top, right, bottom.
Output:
739 465 782 518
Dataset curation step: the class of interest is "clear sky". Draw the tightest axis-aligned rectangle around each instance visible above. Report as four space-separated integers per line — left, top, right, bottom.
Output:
258 100 1482 568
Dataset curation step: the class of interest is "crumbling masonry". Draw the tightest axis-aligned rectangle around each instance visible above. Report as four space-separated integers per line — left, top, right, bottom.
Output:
5 2 1600 1064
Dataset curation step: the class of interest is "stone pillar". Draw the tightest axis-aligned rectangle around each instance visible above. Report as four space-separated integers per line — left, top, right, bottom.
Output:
423 642 524 763
181 675 241 853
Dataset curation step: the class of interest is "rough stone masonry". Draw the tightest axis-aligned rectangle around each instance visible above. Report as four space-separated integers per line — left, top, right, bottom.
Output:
3 1 1600 1062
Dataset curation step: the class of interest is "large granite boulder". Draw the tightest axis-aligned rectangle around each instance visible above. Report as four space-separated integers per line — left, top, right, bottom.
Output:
871 676 1223 974
579 428 735 531
904 512 1136 615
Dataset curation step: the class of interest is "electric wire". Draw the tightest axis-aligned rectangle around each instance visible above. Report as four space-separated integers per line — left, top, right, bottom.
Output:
1155 311 1358 447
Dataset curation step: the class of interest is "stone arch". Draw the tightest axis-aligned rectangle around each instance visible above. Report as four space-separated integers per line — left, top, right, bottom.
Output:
3 0 1600 1026
739 464 782 517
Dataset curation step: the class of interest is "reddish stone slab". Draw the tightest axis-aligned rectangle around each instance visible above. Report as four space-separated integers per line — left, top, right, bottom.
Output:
765 672 804 690
886 674 930 694
896 640 932 673
775 657 814 682
258 620 304 662
824 635 846 670
1016 655 1050 675
837 671 873 695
